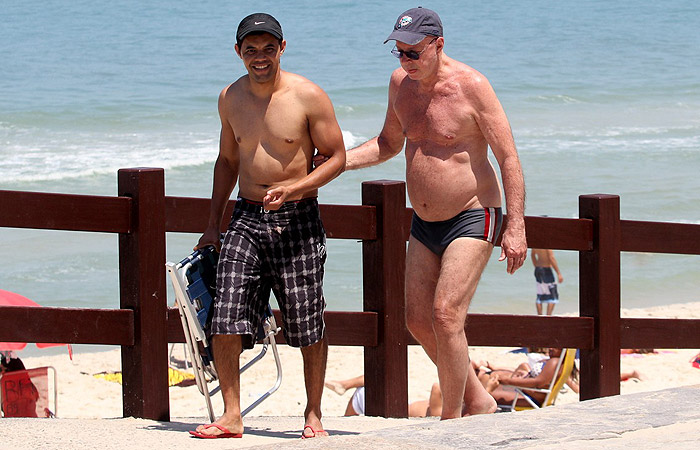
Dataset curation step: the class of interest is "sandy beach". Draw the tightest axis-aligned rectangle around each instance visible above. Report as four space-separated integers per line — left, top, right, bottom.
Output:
14 301 700 422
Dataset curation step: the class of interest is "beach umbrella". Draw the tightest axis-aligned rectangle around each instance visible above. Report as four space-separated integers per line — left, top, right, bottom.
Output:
0 289 73 358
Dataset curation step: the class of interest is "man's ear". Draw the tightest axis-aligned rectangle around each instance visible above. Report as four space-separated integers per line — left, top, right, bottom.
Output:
234 43 242 59
435 37 444 53
279 40 287 55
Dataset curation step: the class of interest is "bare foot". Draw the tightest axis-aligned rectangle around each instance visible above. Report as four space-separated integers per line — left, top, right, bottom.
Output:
462 386 497 416
193 414 244 437
302 425 329 438
302 408 328 438
485 376 500 393
324 380 347 395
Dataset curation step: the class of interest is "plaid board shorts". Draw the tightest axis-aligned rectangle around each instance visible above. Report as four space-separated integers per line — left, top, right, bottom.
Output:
211 197 327 348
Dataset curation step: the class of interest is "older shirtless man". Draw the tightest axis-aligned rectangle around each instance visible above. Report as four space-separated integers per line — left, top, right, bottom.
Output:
318 7 526 419
192 13 345 439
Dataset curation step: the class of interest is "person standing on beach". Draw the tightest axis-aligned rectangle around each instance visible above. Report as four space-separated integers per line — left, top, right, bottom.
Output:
191 13 346 439
316 7 526 419
531 248 563 315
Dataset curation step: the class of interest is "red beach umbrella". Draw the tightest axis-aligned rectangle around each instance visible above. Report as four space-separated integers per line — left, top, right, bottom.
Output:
0 289 73 358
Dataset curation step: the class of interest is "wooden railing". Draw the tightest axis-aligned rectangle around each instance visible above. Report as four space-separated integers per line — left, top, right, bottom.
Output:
1 167 699 420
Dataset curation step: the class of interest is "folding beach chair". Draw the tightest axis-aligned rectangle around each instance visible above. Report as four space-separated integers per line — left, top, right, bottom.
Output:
166 246 282 422
498 348 577 411
0 366 57 418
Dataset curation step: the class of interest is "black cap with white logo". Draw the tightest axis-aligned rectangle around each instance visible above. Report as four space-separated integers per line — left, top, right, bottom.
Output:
384 7 443 45
236 13 283 46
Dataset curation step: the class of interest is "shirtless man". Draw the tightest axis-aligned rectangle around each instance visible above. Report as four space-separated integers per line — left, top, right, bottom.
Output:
531 248 564 315
317 7 526 419
191 13 345 439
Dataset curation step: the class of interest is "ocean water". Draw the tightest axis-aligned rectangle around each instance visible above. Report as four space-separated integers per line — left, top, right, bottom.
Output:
2 1 699 355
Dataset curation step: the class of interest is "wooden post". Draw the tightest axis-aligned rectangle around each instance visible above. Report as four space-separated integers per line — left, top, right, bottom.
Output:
579 194 621 400
118 168 169 421
362 180 408 417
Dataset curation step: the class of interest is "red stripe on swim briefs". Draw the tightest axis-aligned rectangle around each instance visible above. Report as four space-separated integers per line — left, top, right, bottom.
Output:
483 208 491 241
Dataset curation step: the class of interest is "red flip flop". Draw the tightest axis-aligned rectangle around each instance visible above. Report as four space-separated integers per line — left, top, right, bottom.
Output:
301 425 327 439
189 423 243 439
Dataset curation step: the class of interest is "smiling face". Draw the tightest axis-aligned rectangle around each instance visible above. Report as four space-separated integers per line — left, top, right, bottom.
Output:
395 36 442 80
235 33 286 84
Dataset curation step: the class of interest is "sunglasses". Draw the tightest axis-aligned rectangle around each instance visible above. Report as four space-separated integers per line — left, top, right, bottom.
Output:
391 38 437 61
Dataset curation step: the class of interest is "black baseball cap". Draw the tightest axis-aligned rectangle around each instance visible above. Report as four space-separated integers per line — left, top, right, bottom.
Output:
236 13 283 46
384 7 443 45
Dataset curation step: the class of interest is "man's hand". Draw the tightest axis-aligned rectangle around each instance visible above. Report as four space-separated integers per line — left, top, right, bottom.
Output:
263 186 290 211
498 223 527 274
195 226 223 252
312 153 329 169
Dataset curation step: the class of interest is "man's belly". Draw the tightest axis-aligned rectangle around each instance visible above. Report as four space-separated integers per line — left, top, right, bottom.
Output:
237 173 317 202
406 157 501 222
237 154 314 201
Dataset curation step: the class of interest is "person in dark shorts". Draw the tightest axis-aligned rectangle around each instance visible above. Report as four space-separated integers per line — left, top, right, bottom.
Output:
314 7 527 418
212 197 327 350
192 13 345 439
531 248 564 315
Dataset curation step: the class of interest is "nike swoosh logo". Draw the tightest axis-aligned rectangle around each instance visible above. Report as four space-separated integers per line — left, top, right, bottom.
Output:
254 21 265 25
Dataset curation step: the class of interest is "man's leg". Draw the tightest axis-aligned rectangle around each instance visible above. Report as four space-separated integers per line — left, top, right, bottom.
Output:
405 236 496 418
300 337 329 437
427 382 444 417
325 374 364 395
435 237 496 418
536 301 543 315
194 334 244 436
405 236 441 362
546 302 556 315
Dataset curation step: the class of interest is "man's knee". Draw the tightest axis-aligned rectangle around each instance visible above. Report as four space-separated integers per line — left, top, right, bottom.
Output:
432 307 466 337
406 312 432 339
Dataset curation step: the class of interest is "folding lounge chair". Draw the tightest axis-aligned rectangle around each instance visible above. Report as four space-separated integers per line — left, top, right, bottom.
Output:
1 366 57 418
166 246 282 422
499 348 576 411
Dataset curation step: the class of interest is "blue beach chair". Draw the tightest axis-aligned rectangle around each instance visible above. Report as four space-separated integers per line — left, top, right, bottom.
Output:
166 246 282 422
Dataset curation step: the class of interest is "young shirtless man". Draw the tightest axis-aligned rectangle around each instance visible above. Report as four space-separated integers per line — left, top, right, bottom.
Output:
531 248 564 315
317 7 527 419
191 13 346 439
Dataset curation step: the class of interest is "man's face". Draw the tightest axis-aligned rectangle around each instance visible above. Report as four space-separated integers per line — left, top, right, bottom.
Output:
236 33 286 84
394 36 441 80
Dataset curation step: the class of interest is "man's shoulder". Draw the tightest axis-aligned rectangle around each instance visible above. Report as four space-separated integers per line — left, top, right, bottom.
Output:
221 76 248 98
282 71 329 102
447 60 489 92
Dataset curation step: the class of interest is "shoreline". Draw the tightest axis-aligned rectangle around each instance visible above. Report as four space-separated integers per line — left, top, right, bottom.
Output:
14 301 700 420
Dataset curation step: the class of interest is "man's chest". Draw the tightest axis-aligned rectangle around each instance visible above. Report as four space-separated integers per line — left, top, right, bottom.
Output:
394 86 480 143
231 96 309 149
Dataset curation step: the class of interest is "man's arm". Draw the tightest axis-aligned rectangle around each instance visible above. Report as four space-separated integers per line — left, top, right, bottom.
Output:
345 69 406 170
312 70 405 171
263 83 346 209
548 249 564 283
471 75 527 274
196 87 239 251
498 357 559 389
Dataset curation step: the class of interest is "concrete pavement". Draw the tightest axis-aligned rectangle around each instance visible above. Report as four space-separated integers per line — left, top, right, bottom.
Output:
1 385 698 449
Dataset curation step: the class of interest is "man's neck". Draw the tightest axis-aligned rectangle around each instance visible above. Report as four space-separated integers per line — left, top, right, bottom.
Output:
416 55 445 91
248 70 283 98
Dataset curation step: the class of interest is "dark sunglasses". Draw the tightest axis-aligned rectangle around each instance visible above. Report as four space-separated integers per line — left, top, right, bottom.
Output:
391 38 437 61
